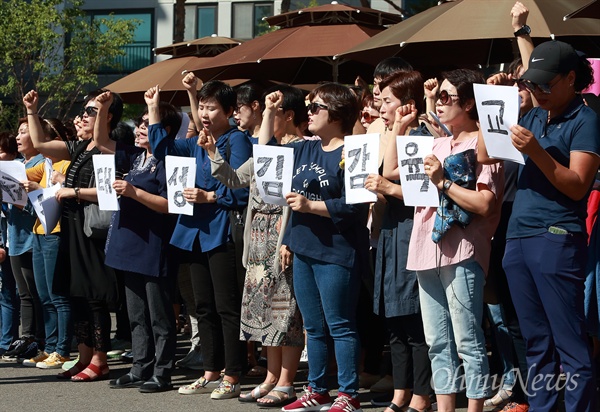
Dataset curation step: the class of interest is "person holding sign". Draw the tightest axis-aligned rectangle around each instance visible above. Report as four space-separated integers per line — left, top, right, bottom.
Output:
406 69 504 412
20 112 73 370
148 81 252 400
25 89 127 382
5 117 44 361
364 70 434 412
258 83 370 412
199 85 306 407
479 41 600 412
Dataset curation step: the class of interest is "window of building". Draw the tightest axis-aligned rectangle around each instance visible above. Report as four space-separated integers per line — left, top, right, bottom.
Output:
232 2 274 39
197 5 217 38
89 10 153 73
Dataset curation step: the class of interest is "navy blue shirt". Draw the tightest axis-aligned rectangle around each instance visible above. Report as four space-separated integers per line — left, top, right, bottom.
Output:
105 153 175 277
149 124 252 252
285 140 369 269
508 96 600 238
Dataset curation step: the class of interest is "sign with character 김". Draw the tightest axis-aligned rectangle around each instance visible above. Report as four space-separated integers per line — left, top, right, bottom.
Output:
252 144 293 207
396 135 439 207
165 155 196 216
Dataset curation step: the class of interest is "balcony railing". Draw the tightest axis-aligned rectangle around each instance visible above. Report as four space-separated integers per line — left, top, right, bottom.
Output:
99 42 152 74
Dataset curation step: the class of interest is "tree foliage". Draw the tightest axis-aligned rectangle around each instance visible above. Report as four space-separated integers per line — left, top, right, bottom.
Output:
0 0 137 129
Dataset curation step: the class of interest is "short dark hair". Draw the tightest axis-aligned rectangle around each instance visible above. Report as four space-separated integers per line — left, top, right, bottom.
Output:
379 70 425 113
110 122 136 146
84 89 124 131
0 132 18 155
574 55 594 92
141 102 182 140
236 83 265 111
374 57 413 80
308 83 360 135
263 85 308 127
198 80 236 115
440 68 485 120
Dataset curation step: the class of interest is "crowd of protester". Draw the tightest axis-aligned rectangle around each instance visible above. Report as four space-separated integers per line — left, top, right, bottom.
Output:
0 2 600 412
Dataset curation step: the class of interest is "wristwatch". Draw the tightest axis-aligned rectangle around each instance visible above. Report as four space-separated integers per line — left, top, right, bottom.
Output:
514 24 531 37
443 179 453 192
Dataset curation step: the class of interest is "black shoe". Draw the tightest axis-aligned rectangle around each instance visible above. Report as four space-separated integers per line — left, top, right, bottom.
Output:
138 375 173 393
4 336 35 358
109 372 145 389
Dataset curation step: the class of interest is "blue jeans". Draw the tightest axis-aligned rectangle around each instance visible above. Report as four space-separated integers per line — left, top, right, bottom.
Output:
504 234 596 412
486 303 516 391
417 259 491 399
0 250 19 350
293 253 361 396
32 234 71 356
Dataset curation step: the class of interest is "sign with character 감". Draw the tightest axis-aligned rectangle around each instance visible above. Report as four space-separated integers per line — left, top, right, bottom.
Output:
344 134 379 204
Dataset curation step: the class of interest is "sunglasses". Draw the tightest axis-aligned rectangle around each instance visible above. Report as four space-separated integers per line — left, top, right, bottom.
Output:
361 111 379 122
517 76 562 94
136 118 150 128
83 106 98 117
436 90 459 105
307 102 328 113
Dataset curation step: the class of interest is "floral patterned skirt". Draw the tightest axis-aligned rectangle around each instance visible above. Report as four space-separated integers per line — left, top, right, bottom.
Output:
239 211 303 347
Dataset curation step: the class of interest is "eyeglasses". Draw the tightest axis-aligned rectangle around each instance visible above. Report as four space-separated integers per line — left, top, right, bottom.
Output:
307 102 328 113
235 104 246 113
436 90 459 105
517 76 563 94
83 106 98 117
361 111 379 122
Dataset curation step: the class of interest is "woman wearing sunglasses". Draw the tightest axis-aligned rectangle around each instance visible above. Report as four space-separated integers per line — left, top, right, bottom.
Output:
258 83 370 412
405 69 504 412
479 40 599 411
25 88 128 382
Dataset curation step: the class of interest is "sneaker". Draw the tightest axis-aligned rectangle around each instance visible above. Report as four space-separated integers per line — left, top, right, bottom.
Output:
329 392 362 412
22 351 49 367
501 402 530 412
282 386 332 411
210 379 241 399
178 376 222 395
18 341 40 361
62 356 79 371
108 339 131 358
4 336 35 358
119 350 133 363
37 352 70 369
175 347 203 370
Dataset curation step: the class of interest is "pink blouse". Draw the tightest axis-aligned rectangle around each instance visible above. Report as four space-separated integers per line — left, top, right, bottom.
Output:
406 136 504 275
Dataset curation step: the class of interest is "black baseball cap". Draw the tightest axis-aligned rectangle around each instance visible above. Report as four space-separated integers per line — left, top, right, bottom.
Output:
520 40 579 85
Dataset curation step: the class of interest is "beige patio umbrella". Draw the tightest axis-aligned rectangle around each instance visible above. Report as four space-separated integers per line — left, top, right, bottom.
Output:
564 0 600 20
336 0 600 70
153 35 242 58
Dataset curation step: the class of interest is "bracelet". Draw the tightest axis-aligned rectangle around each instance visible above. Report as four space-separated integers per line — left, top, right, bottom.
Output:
26 112 37 115
74 187 80 203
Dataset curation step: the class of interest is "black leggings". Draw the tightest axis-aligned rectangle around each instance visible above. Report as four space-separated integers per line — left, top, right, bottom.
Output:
11 252 44 341
71 297 111 353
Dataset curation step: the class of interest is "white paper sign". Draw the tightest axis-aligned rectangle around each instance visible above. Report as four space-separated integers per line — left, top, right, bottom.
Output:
28 184 61 234
93 155 119 211
474 83 524 164
344 134 379 204
253 145 294 207
0 160 28 206
165 155 196 216
397 135 439 207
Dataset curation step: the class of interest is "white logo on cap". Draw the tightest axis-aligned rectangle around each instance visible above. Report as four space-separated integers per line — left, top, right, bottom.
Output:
531 58 544 62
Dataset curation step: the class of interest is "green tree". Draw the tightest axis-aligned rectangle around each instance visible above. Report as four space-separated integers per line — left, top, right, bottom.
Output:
0 0 137 130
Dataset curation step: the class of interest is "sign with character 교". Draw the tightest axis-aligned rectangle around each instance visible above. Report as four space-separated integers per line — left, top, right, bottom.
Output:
253 144 293 207
397 135 439 207
165 155 196 215
93 154 119 211
344 134 379 204
474 83 523 164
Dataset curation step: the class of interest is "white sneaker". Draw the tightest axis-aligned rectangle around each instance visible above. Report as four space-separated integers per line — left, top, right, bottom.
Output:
178 377 222 395
37 352 70 369
210 379 241 399
22 351 48 367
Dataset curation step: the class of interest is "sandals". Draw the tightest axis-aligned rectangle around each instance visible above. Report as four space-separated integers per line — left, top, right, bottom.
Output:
484 389 512 407
257 386 297 408
238 382 276 403
56 361 85 379
71 363 109 382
